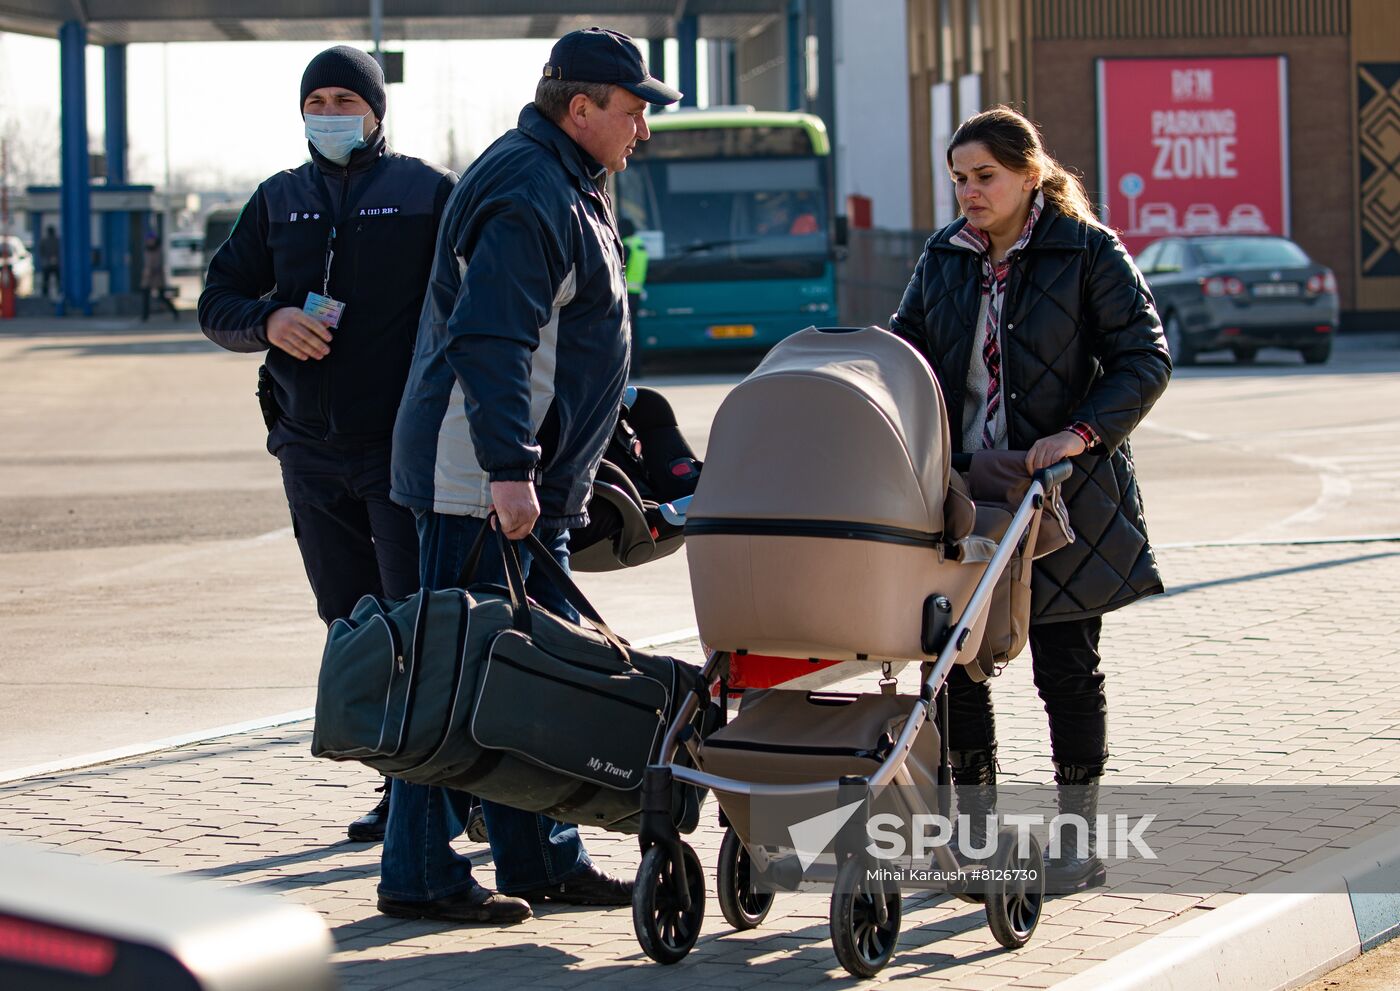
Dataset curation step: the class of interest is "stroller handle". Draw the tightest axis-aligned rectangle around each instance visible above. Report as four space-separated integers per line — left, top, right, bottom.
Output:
1035 459 1073 489
951 454 1073 490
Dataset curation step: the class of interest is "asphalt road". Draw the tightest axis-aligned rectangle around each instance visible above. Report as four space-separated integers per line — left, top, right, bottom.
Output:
2 318 1398 777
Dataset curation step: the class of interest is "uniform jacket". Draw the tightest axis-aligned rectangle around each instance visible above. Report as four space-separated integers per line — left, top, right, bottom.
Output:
890 202 1173 622
390 105 631 528
199 133 456 444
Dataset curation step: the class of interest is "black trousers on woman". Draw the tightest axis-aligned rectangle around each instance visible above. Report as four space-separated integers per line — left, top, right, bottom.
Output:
946 615 1108 773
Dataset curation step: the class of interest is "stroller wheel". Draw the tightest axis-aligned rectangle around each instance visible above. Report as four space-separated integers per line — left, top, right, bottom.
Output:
829 858 901 978
985 827 1044 950
633 842 706 965
716 828 774 930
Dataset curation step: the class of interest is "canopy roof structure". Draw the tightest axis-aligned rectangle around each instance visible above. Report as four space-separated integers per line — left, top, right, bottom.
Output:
3 0 816 316
0 0 783 44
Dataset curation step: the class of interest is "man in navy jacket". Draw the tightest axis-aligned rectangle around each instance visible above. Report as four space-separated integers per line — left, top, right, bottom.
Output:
381 28 680 925
199 46 456 843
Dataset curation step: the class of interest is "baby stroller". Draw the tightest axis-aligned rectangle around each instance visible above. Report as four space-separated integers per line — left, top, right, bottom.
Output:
569 386 702 572
628 326 1073 977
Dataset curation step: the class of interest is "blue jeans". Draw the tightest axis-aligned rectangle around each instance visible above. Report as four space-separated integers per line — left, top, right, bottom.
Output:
378 511 593 901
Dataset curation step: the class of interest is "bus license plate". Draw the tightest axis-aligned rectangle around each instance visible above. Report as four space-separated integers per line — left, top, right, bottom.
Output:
707 324 756 340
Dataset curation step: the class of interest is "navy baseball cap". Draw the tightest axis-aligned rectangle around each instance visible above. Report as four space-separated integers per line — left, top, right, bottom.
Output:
543 27 682 105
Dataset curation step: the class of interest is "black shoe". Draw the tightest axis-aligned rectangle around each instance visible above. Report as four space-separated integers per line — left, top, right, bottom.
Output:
347 779 391 843
1044 853 1108 893
1046 762 1108 894
378 886 532 925
513 864 634 906
465 803 488 844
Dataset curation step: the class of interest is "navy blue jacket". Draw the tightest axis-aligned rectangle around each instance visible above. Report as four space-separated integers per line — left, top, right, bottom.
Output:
391 105 630 528
199 134 456 444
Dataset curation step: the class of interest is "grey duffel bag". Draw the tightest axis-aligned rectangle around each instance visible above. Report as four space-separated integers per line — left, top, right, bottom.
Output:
311 527 710 833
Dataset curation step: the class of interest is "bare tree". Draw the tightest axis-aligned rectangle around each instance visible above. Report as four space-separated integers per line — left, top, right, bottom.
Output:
0 109 61 189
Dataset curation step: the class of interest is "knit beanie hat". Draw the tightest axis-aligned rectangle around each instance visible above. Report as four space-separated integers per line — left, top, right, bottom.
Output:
300 46 387 121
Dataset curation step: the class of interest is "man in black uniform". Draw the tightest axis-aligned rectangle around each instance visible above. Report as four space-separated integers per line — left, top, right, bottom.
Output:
199 46 457 842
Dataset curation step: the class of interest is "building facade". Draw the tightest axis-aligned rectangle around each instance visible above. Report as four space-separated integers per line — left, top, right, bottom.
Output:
905 0 1400 325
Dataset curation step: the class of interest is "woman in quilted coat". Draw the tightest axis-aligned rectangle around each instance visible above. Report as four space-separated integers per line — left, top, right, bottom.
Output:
890 106 1171 892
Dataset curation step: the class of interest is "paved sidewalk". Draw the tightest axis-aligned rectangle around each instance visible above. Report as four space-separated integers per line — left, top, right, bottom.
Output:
3 539 1399 989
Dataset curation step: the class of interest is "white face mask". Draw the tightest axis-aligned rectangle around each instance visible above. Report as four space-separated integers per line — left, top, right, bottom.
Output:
304 113 369 164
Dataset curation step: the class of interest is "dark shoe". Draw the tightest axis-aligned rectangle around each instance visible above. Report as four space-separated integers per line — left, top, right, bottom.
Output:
514 863 634 906
951 748 998 863
465 803 488 844
1045 762 1108 894
378 885 532 925
347 778 391 843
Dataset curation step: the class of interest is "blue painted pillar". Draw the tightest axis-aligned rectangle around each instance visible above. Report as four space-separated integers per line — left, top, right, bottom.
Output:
726 42 738 106
647 37 667 84
59 20 92 315
676 15 698 108
787 0 806 111
103 44 131 295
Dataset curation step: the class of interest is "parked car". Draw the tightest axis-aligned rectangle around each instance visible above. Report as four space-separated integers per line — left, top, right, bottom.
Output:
1137 203 1176 235
0 235 35 296
167 233 205 276
1135 235 1338 366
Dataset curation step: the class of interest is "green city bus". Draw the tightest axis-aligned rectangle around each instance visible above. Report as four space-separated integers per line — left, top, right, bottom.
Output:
613 108 840 358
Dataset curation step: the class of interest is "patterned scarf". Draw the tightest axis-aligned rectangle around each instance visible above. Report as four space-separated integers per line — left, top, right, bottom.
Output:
951 192 1044 449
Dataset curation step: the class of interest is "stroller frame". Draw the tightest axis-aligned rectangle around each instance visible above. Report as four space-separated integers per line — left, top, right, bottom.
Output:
631 460 1071 977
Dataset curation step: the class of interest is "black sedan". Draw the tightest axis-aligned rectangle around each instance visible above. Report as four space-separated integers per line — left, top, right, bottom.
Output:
1134 235 1339 365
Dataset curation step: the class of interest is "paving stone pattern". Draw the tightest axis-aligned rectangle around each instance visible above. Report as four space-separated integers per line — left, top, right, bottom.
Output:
2 541 1399 990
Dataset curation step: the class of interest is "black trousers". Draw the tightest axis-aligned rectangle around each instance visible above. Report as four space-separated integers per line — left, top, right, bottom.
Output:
277 440 419 624
946 615 1108 771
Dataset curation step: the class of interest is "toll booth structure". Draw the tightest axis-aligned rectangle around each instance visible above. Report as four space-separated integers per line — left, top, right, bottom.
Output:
23 184 160 313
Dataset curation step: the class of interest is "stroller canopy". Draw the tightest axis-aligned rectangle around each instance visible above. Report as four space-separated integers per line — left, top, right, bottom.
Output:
691 326 953 537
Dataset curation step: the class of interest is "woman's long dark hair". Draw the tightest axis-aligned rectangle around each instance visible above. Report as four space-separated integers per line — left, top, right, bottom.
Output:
948 105 1108 231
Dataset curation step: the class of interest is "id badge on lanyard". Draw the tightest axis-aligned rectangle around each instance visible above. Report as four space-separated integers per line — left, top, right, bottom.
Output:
304 228 346 328
302 159 383 328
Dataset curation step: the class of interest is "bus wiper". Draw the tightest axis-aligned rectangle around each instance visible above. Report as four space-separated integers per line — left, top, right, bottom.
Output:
676 237 756 255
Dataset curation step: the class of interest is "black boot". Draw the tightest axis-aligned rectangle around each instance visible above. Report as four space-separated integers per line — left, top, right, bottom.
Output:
951 749 998 864
1045 763 1107 893
347 777 391 842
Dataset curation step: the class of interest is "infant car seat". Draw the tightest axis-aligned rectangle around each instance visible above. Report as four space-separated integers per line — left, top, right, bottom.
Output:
568 387 703 572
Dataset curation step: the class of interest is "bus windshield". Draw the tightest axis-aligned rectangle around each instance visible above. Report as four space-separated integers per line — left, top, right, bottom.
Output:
615 121 831 282
619 158 827 261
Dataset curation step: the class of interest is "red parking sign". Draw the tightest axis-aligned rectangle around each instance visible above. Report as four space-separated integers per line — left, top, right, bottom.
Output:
1096 57 1290 256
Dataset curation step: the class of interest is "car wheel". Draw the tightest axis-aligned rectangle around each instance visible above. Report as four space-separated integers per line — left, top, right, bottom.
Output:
1301 338 1332 365
1232 346 1258 364
1164 314 1195 366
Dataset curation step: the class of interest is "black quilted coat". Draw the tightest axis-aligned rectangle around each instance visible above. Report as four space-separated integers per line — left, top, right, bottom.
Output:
890 203 1172 623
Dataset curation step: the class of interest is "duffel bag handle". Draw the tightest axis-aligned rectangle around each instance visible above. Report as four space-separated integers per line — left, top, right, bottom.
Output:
518 532 634 669
455 515 541 635
460 515 634 668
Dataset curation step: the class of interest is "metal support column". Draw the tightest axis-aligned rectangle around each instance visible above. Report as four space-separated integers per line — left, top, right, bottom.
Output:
787 0 807 111
103 44 131 295
59 20 92 315
706 39 735 106
370 0 384 67
676 14 698 108
726 41 738 107
647 37 667 89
